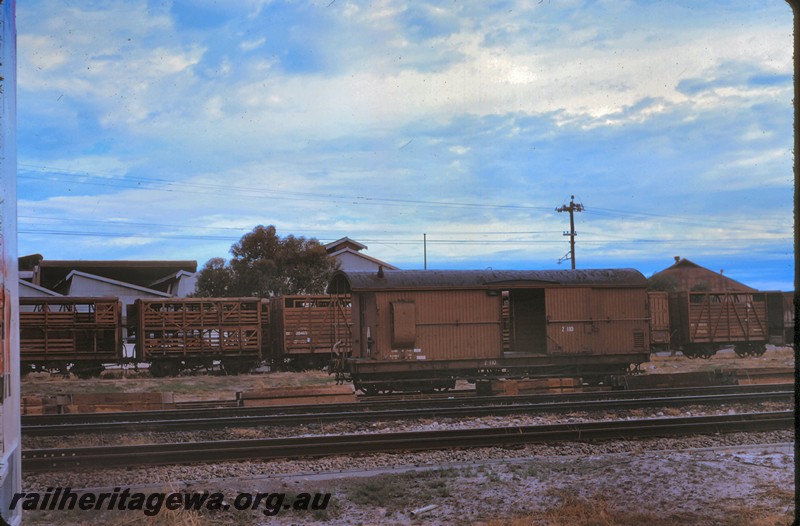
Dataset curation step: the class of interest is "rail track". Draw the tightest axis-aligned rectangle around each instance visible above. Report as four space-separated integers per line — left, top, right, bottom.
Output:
22 411 793 472
22 384 793 436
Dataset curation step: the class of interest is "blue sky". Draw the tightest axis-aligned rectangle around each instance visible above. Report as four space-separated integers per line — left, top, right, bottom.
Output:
16 1 793 290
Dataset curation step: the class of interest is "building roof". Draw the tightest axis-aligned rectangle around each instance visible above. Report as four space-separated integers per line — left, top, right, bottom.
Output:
18 253 44 271
329 268 647 293
326 247 400 271
648 257 755 292
147 269 195 287
33 260 197 291
19 280 62 297
325 237 368 253
62 270 173 298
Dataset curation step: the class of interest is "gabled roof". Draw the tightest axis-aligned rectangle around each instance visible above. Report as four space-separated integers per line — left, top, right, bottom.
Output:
649 257 755 292
329 268 647 293
148 269 195 288
19 279 62 297
327 247 400 270
34 259 197 291
325 237 367 253
63 270 172 298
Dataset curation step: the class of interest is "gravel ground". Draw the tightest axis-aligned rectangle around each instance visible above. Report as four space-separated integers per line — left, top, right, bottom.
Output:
645 346 794 374
23 400 792 449
20 431 794 525
20 347 794 401
18 347 795 524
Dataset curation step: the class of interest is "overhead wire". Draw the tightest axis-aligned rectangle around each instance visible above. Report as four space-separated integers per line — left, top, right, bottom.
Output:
19 164 554 212
17 164 792 248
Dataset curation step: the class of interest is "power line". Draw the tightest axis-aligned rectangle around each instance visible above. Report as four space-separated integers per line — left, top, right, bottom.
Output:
19 165 553 212
17 229 790 245
585 205 779 231
18 215 564 236
18 164 792 254
19 164 790 234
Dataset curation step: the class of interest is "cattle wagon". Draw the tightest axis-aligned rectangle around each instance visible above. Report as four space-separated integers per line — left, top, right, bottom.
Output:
667 291 786 358
128 297 268 376
19 297 122 377
268 294 352 369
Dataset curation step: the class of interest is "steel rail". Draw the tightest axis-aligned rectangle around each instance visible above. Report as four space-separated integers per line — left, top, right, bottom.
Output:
21 383 788 428
22 411 793 472
21 389 793 437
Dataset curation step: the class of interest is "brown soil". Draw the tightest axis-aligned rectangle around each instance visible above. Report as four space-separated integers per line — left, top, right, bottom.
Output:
20 346 794 402
645 346 794 374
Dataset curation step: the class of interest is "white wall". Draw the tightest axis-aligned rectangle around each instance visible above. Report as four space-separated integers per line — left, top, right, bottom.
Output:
334 251 386 272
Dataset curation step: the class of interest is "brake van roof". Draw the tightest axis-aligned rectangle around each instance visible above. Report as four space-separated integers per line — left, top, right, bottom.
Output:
328 268 647 293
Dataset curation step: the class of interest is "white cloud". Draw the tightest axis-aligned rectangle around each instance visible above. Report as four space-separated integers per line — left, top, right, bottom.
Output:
240 37 266 52
14 1 793 286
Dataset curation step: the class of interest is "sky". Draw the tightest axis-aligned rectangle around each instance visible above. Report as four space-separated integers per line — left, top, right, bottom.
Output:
15 1 794 291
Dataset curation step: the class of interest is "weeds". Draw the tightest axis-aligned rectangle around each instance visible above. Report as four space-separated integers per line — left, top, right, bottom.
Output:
346 470 453 511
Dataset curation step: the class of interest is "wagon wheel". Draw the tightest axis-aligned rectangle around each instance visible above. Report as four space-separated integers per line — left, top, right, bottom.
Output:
682 347 697 359
359 384 381 396
697 346 715 359
149 359 179 378
222 358 254 375
752 345 767 357
628 363 643 375
56 362 71 377
72 362 104 379
734 344 750 358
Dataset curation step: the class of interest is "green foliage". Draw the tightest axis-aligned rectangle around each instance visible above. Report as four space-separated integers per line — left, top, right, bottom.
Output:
647 274 679 292
193 257 232 297
194 225 338 297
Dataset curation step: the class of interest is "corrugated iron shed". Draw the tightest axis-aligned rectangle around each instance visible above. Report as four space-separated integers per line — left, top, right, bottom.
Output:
33 260 198 291
329 268 647 293
649 257 755 292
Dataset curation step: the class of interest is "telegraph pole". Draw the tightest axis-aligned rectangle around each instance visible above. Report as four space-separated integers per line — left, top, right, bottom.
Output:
423 233 427 270
556 195 584 269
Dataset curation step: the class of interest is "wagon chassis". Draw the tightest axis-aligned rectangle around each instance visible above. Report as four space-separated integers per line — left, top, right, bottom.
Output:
343 352 650 395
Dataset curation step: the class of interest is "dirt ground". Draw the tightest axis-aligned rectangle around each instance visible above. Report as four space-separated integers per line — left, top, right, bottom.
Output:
17 346 795 525
21 346 795 401
645 346 794 374
18 438 795 525
21 369 337 401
